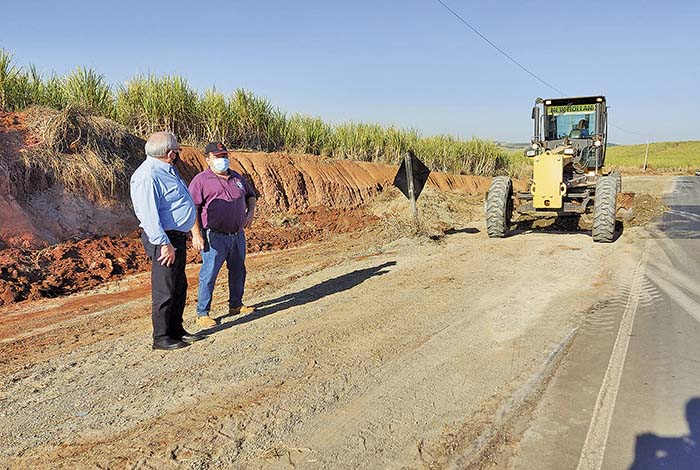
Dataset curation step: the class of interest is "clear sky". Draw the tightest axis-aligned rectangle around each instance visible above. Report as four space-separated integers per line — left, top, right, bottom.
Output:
2 0 699 144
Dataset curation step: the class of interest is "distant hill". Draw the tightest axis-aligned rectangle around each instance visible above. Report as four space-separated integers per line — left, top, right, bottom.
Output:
496 142 530 150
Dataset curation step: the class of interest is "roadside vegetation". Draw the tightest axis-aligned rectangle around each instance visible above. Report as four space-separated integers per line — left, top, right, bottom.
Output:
501 141 699 177
606 141 700 174
0 49 510 177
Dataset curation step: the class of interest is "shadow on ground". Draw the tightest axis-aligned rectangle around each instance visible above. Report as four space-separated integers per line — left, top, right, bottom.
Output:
445 227 480 235
509 216 624 242
199 261 397 335
629 398 700 469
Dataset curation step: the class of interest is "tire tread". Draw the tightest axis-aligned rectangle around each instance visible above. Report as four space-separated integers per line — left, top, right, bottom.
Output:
592 175 617 242
485 176 513 238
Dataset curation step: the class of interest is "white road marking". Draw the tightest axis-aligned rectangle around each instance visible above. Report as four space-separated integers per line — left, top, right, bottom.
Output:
576 241 651 470
646 267 700 323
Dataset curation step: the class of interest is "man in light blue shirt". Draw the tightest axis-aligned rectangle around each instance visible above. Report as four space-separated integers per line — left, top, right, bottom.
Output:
130 131 202 350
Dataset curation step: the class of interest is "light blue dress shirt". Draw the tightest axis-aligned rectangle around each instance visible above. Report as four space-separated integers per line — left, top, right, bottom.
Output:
130 157 196 245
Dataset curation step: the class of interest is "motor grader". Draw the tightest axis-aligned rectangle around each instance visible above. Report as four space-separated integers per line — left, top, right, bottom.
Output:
485 95 621 242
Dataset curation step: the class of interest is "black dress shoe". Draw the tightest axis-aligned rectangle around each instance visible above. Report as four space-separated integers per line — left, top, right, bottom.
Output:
152 337 190 350
176 333 205 343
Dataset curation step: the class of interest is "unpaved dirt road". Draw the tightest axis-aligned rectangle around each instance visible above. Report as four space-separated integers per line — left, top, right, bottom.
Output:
0 180 669 469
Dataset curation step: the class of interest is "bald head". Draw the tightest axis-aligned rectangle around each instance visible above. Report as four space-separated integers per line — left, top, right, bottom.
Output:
145 132 179 158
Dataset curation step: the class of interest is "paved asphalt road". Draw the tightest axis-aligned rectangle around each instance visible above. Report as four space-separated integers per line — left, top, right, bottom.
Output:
510 176 700 470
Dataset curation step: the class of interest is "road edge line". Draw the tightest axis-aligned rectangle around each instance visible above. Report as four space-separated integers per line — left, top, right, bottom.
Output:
575 241 651 470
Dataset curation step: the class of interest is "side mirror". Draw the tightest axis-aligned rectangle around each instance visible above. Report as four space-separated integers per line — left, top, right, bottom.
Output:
532 106 541 141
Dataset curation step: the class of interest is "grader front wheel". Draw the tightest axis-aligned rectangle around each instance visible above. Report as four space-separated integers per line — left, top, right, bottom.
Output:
610 170 622 193
485 176 514 238
592 175 617 243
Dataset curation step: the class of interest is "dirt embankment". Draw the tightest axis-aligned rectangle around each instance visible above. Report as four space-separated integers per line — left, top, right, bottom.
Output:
176 146 497 214
0 111 500 306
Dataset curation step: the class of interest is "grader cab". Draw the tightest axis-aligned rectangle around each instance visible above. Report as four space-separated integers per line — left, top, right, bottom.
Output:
485 95 621 243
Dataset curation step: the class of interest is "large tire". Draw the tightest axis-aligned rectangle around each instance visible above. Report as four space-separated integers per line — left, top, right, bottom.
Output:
485 176 513 238
610 170 622 193
592 175 617 243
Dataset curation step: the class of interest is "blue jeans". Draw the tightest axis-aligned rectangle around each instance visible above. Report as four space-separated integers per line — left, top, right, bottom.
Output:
196 229 247 316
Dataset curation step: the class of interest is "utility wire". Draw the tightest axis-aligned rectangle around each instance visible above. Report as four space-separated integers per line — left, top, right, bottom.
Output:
434 0 567 96
609 123 648 139
435 0 651 142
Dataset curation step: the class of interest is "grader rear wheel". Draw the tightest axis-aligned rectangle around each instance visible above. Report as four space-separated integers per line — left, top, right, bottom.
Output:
592 174 617 243
485 176 514 238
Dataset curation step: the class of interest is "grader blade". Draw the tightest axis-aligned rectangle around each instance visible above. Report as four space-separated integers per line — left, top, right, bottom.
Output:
617 192 635 219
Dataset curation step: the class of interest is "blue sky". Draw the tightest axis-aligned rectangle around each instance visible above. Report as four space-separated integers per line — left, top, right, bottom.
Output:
2 0 699 144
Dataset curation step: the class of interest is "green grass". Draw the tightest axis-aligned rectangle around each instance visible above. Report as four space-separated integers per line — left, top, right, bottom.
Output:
503 149 532 179
1 48 514 177
500 141 699 177
606 141 700 173
63 67 114 117
284 114 333 155
115 74 199 140
0 49 25 111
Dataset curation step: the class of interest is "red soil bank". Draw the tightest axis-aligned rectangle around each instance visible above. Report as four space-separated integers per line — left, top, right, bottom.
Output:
0 113 501 306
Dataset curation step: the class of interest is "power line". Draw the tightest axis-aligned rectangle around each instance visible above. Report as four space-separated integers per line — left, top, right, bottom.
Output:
434 0 651 141
434 0 567 96
609 123 648 139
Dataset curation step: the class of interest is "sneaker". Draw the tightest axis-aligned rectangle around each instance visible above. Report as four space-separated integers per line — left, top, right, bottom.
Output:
196 315 217 328
229 305 255 315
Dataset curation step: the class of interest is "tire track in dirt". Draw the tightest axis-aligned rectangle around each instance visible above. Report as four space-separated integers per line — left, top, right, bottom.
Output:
0 231 375 377
2 229 624 470
1 183 646 470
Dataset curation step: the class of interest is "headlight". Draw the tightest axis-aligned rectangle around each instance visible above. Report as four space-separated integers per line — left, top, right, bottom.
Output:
531 143 539 150
526 150 537 157
564 148 575 155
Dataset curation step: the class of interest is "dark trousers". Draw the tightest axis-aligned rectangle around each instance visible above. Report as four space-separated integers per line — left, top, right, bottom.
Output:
141 231 188 340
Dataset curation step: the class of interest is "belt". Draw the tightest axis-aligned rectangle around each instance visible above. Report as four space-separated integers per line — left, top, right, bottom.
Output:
165 230 188 238
206 228 240 236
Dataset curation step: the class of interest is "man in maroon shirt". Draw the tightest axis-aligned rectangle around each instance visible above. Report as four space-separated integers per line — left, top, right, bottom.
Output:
189 142 258 328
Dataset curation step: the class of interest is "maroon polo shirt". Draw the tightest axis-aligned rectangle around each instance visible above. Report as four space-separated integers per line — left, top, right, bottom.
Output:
188 168 257 234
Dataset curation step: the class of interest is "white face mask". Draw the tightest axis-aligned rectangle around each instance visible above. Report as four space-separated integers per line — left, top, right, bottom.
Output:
211 157 229 173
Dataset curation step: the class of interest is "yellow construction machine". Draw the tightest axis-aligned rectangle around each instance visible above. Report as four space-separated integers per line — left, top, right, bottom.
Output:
486 95 621 242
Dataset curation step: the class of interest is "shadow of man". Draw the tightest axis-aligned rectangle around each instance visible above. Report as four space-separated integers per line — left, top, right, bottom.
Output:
444 227 480 235
199 261 397 336
629 398 700 469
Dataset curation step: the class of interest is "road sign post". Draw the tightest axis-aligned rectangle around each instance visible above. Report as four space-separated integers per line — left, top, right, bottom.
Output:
405 152 418 222
393 151 430 230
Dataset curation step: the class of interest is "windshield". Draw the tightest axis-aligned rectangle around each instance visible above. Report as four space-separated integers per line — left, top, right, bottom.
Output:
545 104 597 140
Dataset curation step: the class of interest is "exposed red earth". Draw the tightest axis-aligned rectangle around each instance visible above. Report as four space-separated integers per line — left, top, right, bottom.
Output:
0 112 499 307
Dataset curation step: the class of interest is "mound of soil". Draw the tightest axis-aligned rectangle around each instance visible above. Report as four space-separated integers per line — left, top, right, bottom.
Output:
626 193 668 227
0 206 374 306
176 147 498 215
0 235 148 305
0 111 505 306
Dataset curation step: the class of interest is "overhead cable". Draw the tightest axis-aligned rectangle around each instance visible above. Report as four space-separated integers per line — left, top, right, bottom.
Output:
434 0 651 140
434 0 567 96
